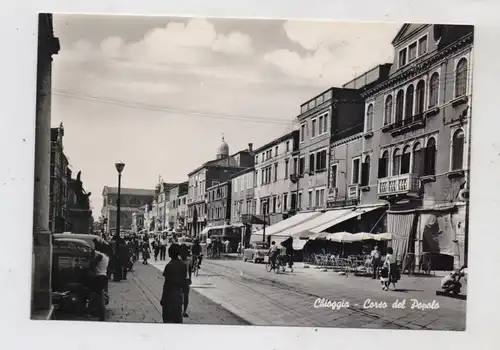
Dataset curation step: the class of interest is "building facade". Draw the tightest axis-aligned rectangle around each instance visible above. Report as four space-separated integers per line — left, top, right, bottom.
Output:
230 167 256 225
186 137 254 236
131 209 145 234
101 187 155 234
168 182 188 230
254 131 299 226
206 181 231 227
296 88 365 211
358 24 473 269
66 171 93 234
49 123 71 233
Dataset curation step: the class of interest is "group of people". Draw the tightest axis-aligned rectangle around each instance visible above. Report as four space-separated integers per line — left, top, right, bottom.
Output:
267 240 294 271
370 246 400 291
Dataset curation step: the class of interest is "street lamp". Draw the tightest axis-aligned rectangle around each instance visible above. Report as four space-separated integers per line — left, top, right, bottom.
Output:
114 161 125 240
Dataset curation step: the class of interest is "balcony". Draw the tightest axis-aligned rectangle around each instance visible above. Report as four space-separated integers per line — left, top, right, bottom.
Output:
377 173 420 198
388 114 425 137
347 184 360 199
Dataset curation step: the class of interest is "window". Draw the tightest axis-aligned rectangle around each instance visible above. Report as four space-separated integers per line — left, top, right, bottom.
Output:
308 190 313 208
261 153 264 162
300 123 306 142
293 157 298 175
299 157 305 174
398 48 407 67
384 95 393 125
272 196 277 213
455 58 468 97
318 115 323 135
424 138 437 176
316 150 327 171
285 159 289 178
429 73 439 107
311 119 317 137
331 164 338 188
366 104 374 132
273 163 278 181
309 153 315 173
412 142 424 176
323 113 328 133
298 192 302 209
283 193 288 211
319 189 325 207
315 190 320 207
352 158 360 184
275 146 279 157
409 42 417 61
405 85 414 119
401 146 411 174
395 90 404 123
361 155 370 186
392 148 401 176
286 141 290 151
452 129 465 170
413 80 426 116
418 35 428 55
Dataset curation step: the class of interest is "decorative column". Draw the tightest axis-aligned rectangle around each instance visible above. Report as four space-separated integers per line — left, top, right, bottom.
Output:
32 13 60 316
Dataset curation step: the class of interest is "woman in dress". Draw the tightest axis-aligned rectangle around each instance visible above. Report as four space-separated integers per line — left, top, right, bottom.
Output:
160 244 187 323
380 247 400 291
142 239 151 265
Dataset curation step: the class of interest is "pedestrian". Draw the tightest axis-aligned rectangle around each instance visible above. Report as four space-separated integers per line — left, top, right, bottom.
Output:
160 235 168 260
117 239 131 280
237 242 242 256
381 247 400 291
179 244 193 318
225 239 230 254
160 243 187 323
152 238 159 261
285 241 294 270
142 239 151 265
370 245 382 279
91 241 109 321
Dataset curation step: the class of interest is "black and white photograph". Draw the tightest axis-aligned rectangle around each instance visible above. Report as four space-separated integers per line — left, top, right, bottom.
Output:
31 13 473 331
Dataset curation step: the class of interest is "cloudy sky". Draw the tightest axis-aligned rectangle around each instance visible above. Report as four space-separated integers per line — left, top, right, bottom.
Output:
50 14 401 217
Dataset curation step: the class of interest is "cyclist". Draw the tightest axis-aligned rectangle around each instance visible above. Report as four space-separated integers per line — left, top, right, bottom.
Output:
191 238 202 268
267 241 279 270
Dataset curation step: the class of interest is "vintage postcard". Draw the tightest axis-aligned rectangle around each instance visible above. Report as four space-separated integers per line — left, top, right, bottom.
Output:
32 13 472 331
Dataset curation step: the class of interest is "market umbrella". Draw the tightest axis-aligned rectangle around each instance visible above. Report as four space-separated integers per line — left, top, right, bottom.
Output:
308 231 330 241
326 231 359 243
352 232 376 241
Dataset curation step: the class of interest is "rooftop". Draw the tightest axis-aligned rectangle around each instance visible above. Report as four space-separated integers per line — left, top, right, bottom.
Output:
102 186 155 196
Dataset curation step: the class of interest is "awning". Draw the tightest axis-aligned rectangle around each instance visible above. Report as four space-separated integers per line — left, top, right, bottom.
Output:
275 208 353 239
292 238 308 250
252 211 322 238
309 206 382 240
387 212 416 260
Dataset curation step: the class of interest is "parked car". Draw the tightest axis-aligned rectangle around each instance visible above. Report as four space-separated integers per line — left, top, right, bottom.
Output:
53 233 111 251
243 242 269 263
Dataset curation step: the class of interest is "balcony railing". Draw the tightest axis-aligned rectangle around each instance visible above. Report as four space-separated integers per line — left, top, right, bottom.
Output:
377 173 420 197
348 184 359 199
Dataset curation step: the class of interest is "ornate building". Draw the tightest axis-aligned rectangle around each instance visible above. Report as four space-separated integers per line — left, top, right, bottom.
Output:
66 171 93 234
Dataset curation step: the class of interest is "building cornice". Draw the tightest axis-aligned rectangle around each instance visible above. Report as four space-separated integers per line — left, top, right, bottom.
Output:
362 33 473 99
331 133 364 147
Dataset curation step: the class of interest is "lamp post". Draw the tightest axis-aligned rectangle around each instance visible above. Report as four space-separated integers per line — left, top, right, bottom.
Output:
114 161 125 240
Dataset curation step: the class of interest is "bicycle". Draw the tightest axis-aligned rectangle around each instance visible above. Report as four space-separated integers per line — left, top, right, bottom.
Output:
265 255 284 274
191 255 201 277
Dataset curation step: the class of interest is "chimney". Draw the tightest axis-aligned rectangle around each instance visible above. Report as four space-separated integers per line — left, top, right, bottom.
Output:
248 143 253 153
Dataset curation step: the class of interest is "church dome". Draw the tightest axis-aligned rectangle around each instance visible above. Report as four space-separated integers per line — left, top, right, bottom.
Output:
216 136 229 159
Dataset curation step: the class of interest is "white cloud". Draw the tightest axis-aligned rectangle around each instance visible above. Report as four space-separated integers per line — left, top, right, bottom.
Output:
265 21 401 85
212 31 253 55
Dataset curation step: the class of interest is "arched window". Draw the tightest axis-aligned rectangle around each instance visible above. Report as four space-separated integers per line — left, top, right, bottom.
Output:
429 73 439 107
401 146 411 174
412 142 423 175
366 104 374 132
424 137 437 175
452 129 465 170
361 155 370 186
415 80 426 115
405 85 414 120
378 151 389 178
395 90 404 124
455 58 468 97
392 148 401 176
384 95 393 125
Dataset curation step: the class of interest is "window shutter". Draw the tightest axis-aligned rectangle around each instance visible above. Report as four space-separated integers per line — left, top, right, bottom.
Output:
361 162 369 186
309 154 315 172
424 146 436 175
378 158 386 178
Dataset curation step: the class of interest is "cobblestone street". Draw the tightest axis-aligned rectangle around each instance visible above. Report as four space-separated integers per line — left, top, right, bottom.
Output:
150 258 466 330
106 261 249 325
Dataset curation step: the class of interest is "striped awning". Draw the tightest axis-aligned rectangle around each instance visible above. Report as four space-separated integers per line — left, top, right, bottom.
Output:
386 211 416 259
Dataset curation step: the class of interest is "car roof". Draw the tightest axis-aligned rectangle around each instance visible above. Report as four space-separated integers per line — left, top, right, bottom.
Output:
53 237 92 247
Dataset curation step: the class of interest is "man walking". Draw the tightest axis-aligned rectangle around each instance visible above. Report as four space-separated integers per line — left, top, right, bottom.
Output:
371 245 382 279
179 244 193 318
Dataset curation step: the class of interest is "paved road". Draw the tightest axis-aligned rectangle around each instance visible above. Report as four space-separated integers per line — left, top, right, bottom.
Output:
150 258 466 330
55 261 249 325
